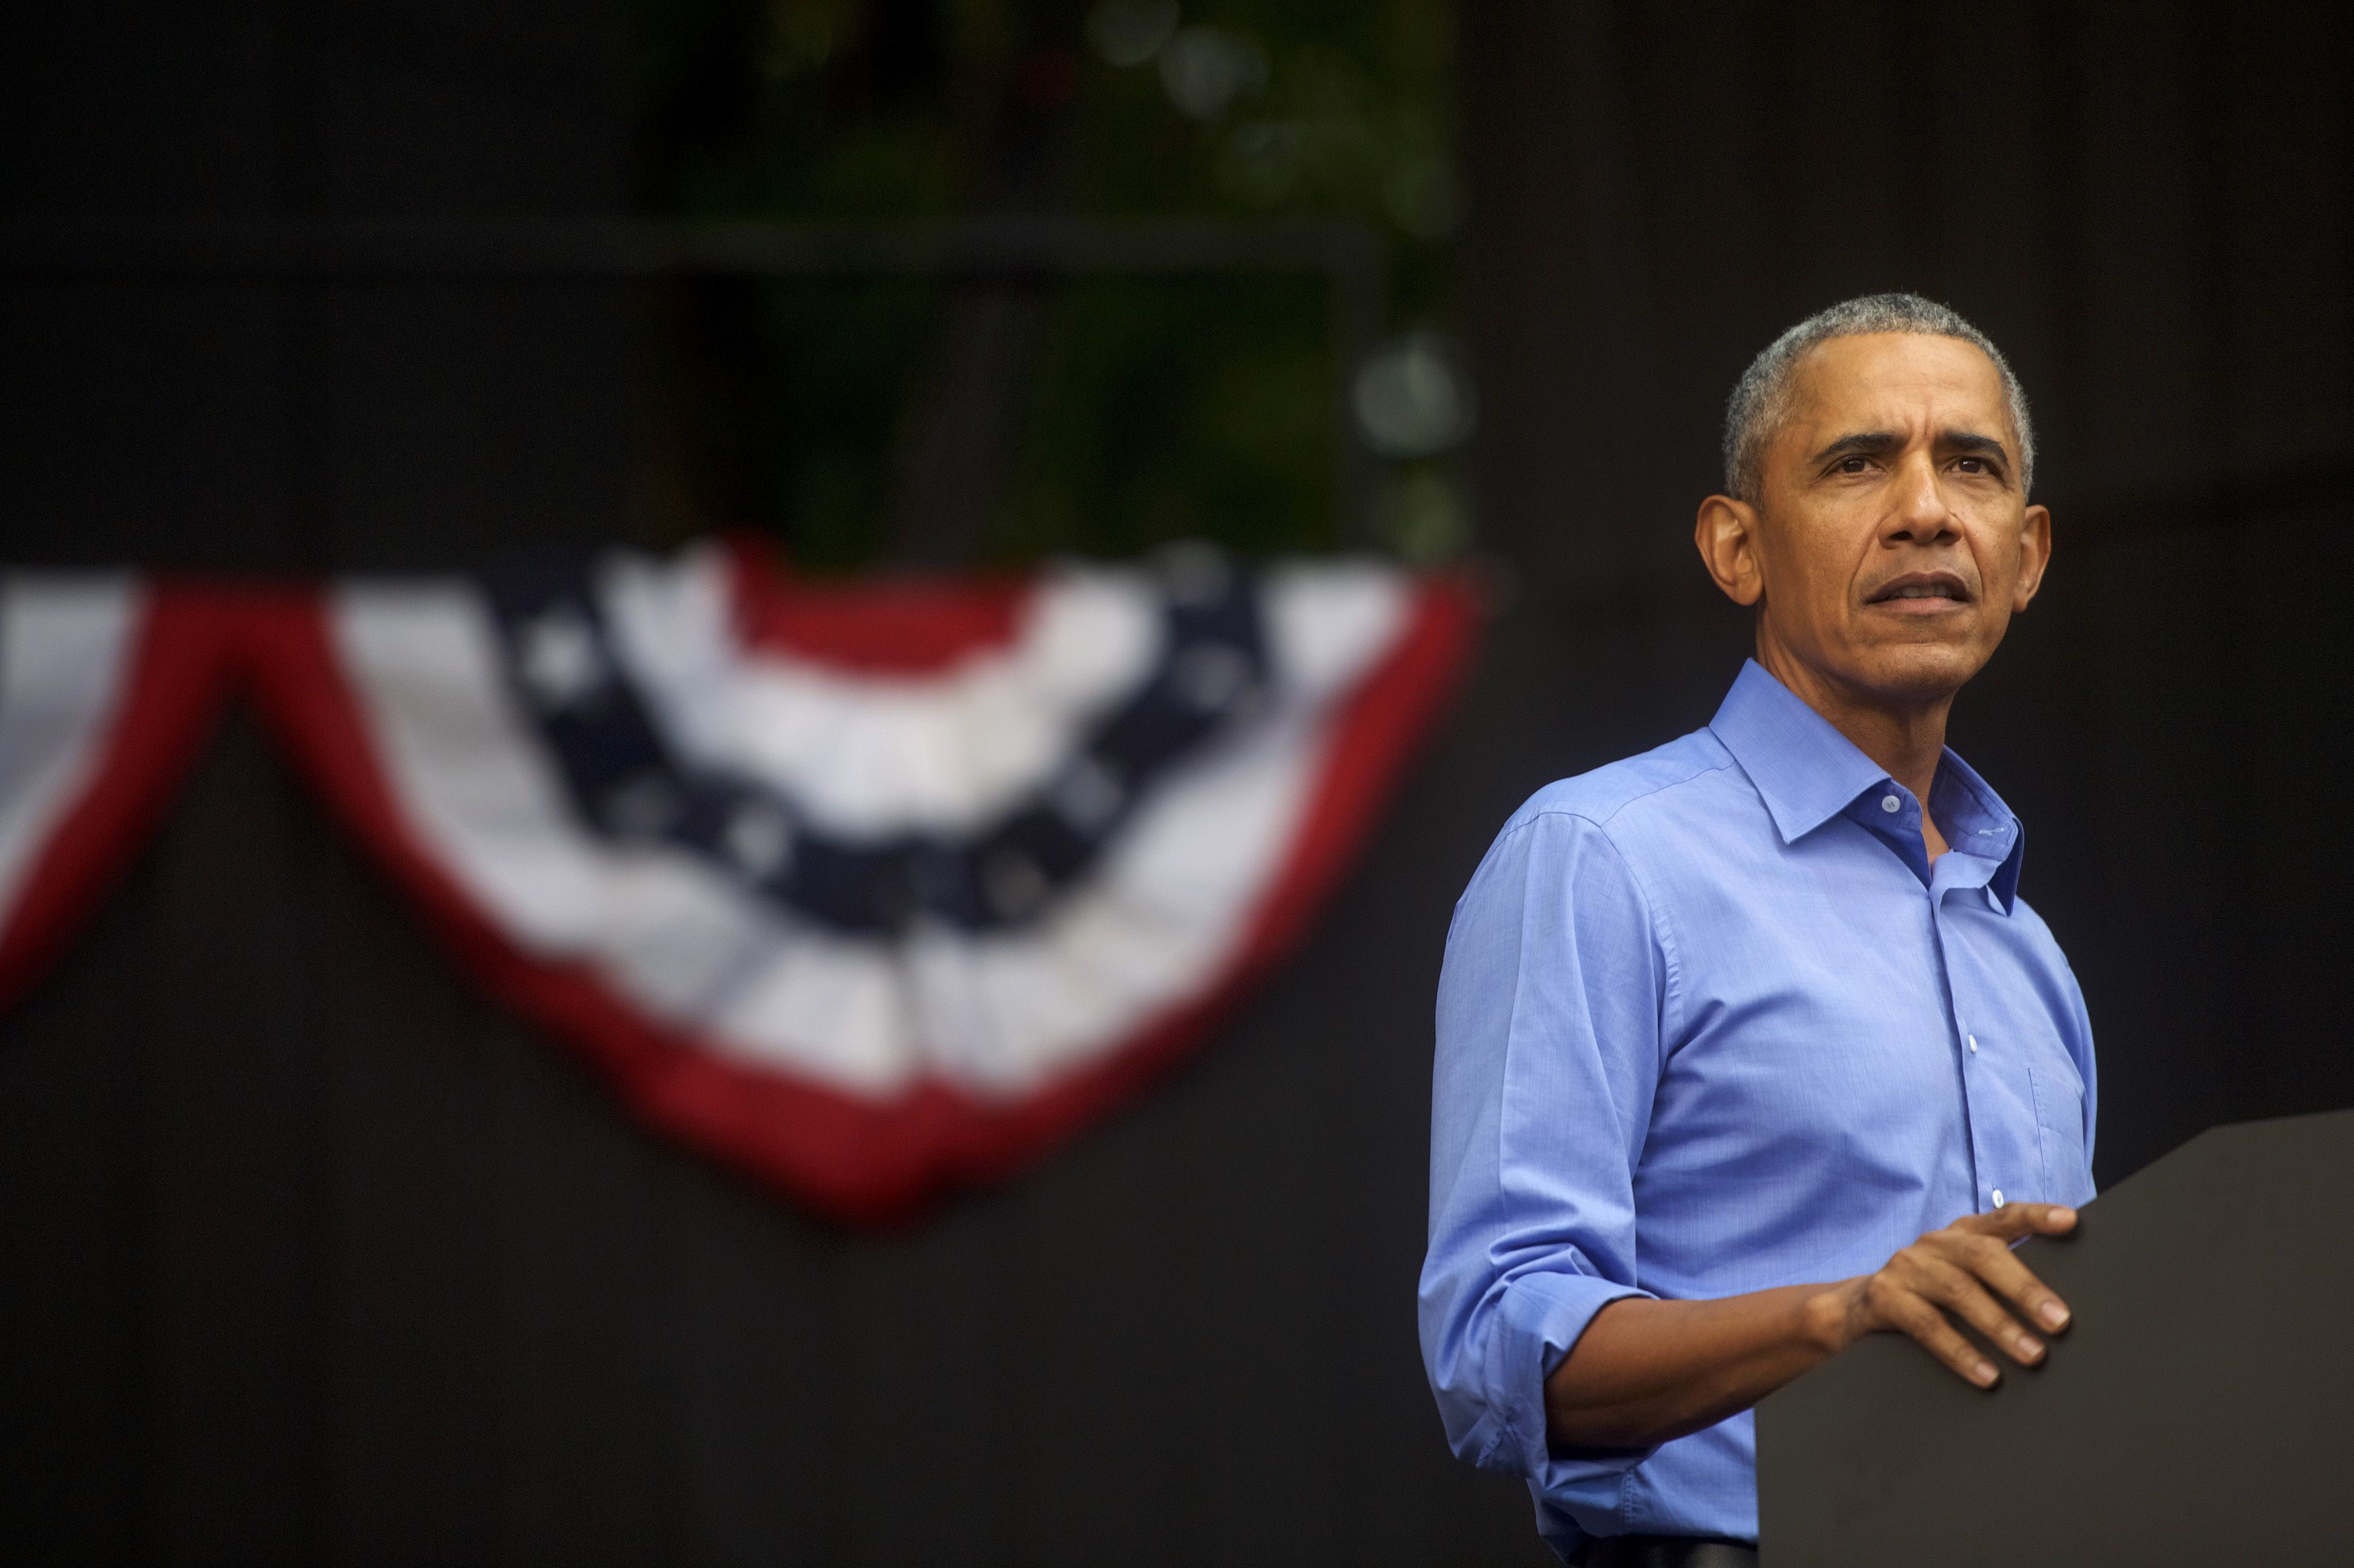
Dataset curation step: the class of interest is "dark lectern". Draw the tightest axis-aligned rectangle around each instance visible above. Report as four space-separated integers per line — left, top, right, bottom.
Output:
1757 1108 2354 1567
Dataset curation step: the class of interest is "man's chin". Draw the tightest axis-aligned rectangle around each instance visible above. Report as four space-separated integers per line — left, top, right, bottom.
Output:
1846 642 1990 705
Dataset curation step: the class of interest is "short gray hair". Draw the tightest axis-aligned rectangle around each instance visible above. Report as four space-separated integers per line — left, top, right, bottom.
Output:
1722 292 2035 502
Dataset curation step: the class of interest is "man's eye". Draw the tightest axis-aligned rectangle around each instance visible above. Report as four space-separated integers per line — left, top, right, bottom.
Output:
1956 457 1986 473
1837 457 1870 473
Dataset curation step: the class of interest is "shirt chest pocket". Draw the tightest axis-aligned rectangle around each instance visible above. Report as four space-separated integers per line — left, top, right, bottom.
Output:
2026 1055 2094 1206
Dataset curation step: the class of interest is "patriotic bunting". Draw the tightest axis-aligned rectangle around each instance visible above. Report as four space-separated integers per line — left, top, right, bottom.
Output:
0 544 1474 1220
0 577 241 1015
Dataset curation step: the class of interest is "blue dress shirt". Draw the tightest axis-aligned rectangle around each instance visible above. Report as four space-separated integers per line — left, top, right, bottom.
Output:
1419 660 2096 1558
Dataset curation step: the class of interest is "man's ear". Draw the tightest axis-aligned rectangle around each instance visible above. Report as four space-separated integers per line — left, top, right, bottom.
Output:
1696 494 1765 607
2012 503 2052 611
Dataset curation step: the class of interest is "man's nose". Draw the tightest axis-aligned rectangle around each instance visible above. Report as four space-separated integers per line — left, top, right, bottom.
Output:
1885 454 1958 544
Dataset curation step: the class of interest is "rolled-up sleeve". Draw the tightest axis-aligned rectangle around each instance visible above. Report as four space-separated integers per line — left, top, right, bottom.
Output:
1418 808 1671 1504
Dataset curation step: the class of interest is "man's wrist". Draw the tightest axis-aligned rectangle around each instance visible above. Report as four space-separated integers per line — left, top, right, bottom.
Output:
1798 1278 1867 1358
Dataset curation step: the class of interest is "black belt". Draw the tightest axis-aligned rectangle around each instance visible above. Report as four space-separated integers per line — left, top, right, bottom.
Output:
1578 1535 1757 1568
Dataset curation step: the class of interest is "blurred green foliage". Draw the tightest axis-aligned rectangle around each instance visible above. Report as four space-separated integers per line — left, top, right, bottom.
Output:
634 0 1458 569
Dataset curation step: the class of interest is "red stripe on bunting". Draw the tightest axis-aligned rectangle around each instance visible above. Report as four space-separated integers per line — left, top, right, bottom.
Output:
724 536 1034 677
244 578 1478 1223
0 588 242 1015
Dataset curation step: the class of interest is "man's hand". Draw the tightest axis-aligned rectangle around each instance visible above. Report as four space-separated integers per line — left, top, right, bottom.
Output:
1820 1203 2078 1386
1544 1203 2078 1450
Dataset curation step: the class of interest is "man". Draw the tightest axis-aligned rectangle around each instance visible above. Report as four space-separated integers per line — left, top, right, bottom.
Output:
1419 295 2096 1567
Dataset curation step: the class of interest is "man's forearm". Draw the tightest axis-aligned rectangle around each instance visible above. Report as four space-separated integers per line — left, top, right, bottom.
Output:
1543 1281 1860 1450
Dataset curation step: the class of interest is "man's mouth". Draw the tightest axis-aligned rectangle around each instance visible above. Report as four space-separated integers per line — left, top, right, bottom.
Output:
1866 572 1973 607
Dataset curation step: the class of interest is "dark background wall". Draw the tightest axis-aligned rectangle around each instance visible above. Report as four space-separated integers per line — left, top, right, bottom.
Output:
3 3 2349 1564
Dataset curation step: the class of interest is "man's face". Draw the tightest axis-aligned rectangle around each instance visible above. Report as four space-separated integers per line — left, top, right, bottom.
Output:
1712 331 2051 708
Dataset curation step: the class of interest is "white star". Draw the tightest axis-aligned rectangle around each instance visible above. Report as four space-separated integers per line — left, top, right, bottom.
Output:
517 609 607 709
724 801 794 879
984 850 1049 918
1053 757 1125 831
602 775 681 838
1172 643 1251 711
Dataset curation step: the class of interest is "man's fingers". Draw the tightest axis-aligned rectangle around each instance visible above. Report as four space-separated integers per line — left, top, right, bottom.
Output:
1952 1202 2077 1241
1944 1232 2073 1333
1856 1205 2084 1388
1909 1256 2046 1364
1929 1222 2075 1333
1883 1291 2000 1388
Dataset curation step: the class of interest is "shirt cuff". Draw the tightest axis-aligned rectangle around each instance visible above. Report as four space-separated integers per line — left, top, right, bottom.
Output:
1482 1269 1655 1478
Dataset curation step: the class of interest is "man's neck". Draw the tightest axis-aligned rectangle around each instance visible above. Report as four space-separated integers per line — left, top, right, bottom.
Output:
1755 643 1954 858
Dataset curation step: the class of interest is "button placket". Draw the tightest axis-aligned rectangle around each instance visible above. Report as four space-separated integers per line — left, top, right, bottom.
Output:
1944 896 2031 1216
1935 900 1998 1210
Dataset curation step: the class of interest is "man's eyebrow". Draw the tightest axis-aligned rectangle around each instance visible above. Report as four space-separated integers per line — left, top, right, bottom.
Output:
1938 430 2012 463
1805 429 2014 467
1807 431 1903 465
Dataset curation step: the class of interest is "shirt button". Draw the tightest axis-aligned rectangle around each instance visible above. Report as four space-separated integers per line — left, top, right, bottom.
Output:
1968 1034 1979 1054
1991 1189 2006 1208
1880 794 1901 814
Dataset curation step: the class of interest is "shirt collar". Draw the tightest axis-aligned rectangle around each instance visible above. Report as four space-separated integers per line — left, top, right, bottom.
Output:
1708 659 2025 912
1926 748 2026 912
